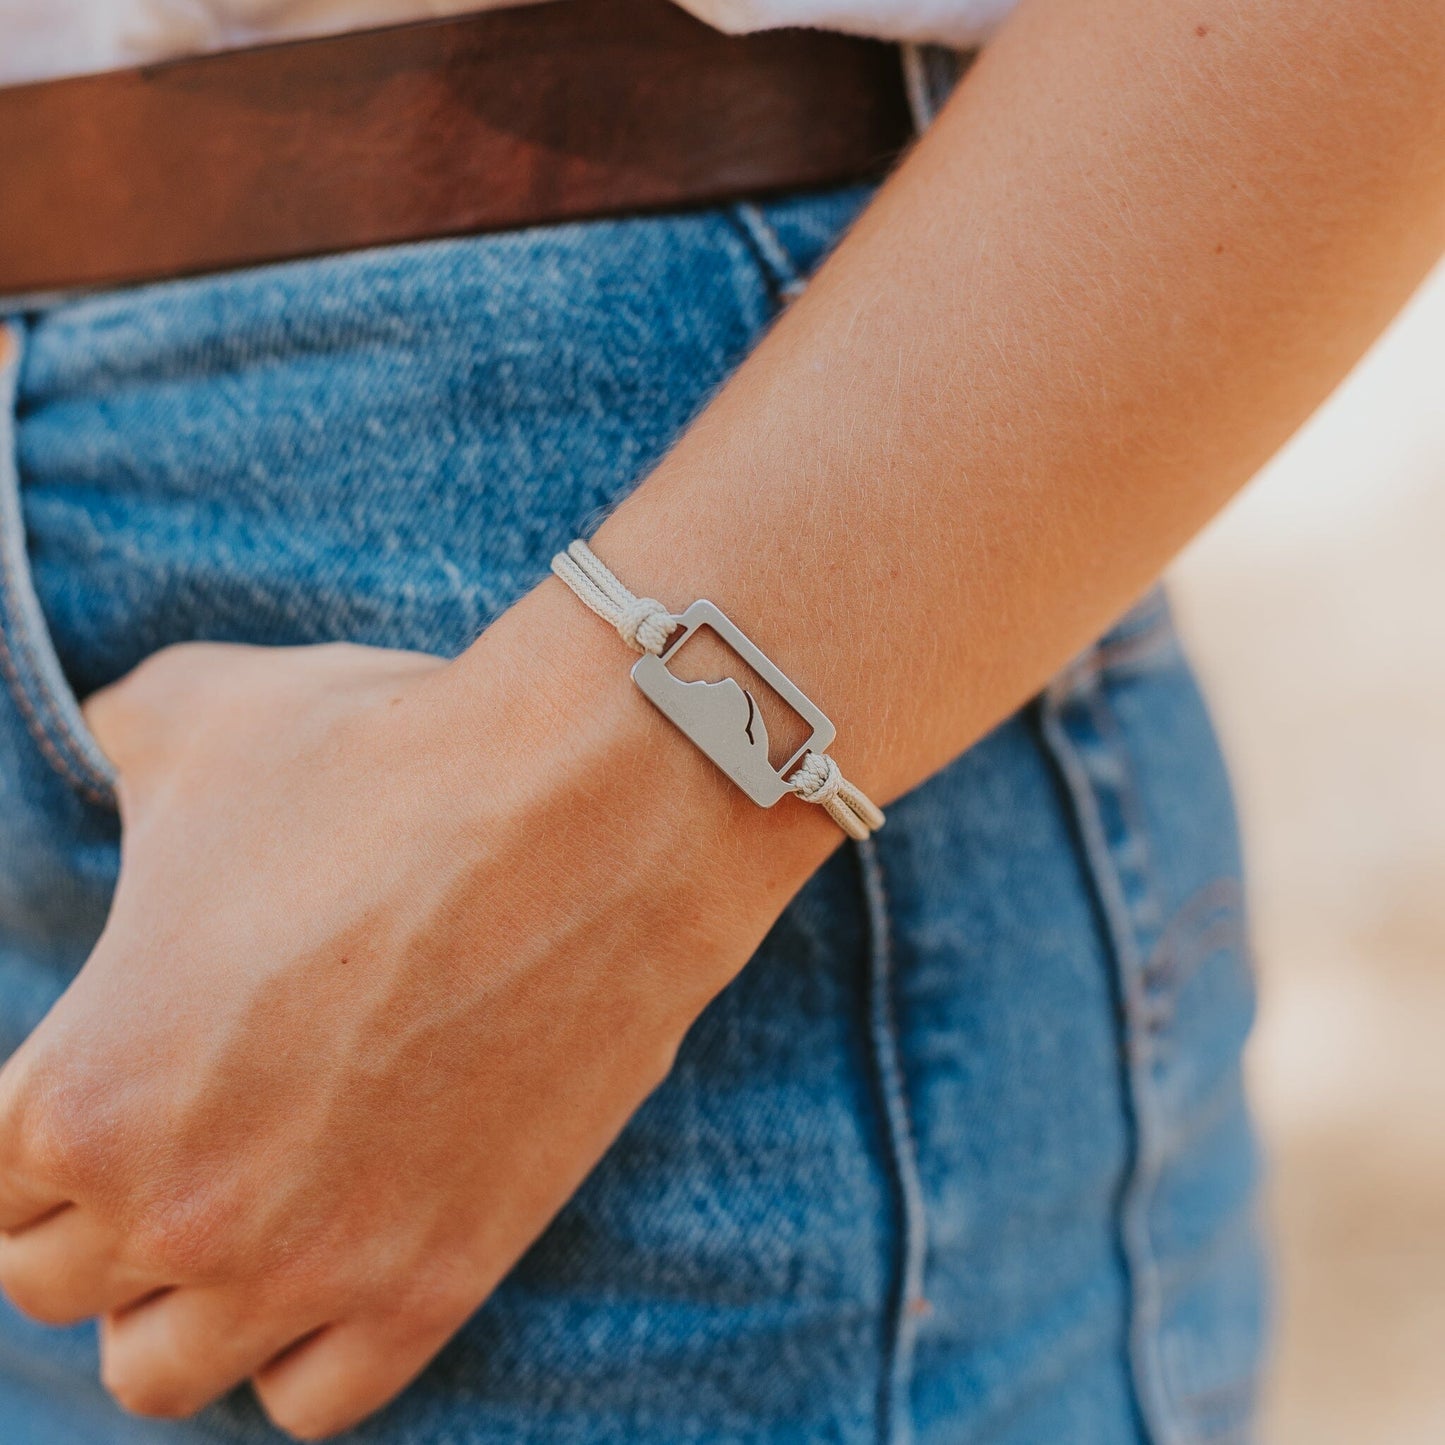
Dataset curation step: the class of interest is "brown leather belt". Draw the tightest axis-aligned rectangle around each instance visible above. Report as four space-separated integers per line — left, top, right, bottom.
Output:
0 1 913 300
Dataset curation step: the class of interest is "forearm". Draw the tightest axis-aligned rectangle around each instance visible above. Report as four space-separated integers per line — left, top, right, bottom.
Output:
460 0 1445 881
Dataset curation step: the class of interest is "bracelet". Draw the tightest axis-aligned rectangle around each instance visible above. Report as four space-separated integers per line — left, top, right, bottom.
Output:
550 540 884 841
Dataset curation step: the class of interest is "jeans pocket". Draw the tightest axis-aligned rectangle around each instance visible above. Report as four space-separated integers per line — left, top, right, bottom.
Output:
0 322 116 810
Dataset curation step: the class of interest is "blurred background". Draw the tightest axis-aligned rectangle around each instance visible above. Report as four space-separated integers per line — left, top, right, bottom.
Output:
1169 262 1445 1444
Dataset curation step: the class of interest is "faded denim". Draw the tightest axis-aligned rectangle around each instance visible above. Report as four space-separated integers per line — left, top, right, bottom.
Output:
0 184 1267 1443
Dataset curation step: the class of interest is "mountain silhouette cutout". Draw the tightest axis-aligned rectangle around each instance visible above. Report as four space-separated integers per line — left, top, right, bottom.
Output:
634 666 787 804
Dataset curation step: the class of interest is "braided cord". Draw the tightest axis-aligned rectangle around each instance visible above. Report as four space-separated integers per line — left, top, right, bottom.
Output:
549 541 676 655
550 539 884 840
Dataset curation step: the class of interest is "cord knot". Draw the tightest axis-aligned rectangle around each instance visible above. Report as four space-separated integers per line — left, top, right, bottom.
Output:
790 749 885 840
617 596 673 655
791 751 842 807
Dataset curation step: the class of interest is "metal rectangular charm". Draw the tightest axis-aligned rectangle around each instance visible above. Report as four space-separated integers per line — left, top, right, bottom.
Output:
631 600 836 807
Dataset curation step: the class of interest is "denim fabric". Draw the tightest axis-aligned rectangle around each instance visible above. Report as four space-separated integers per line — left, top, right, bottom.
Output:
0 185 1267 1444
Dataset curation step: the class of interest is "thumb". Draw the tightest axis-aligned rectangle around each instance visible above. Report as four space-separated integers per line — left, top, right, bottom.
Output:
81 642 243 778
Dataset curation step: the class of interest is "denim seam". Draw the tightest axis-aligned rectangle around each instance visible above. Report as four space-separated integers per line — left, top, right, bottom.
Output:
0 325 115 807
0 498 114 807
1081 622 1180 682
725 204 809 306
0 596 108 805
856 837 927 1445
1038 677 1187 1445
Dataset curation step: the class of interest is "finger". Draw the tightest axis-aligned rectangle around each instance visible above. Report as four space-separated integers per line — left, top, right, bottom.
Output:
0 1172 68 1234
101 1284 326 1422
81 670 162 776
80 642 238 776
0 1205 159 1326
252 1313 458 1441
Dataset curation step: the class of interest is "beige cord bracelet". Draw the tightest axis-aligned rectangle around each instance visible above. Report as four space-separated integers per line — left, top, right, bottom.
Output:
551 540 884 841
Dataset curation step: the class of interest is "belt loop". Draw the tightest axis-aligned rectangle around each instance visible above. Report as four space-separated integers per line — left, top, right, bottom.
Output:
898 43 973 134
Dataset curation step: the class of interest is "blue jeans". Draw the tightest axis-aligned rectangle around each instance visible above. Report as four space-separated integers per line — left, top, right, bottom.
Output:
0 185 1266 1443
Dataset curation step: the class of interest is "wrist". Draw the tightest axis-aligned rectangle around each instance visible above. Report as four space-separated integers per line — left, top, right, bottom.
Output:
439 576 840 938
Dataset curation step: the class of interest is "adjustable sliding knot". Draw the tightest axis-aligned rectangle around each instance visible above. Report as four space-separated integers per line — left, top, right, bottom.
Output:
789 750 886 841
550 540 675 656
791 751 842 807
617 595 673 655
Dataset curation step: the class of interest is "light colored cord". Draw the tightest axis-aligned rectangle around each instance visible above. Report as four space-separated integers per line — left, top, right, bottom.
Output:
550 539 885 840
550 540 676 655
789 751 887 842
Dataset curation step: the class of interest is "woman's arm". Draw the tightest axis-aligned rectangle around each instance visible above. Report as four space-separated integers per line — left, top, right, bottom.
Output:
0 0 1440 1439
544 0 1445 822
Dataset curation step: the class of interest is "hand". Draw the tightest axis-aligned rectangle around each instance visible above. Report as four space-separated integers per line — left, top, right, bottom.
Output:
0 591 828 1439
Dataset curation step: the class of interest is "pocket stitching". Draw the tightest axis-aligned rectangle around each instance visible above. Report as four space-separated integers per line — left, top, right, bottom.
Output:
0 321 116 808
0 546 114 808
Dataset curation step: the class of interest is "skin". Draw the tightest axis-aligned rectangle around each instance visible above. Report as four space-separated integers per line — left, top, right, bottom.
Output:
0 0 1441 1437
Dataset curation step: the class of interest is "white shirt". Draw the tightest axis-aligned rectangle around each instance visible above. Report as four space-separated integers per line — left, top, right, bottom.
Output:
1 0 1012 88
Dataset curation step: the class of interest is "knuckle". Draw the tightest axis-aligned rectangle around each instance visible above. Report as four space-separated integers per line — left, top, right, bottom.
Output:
385 1256 472 1341
19 1069 114 1194
126 1185 244 1281
225 1270 324 1337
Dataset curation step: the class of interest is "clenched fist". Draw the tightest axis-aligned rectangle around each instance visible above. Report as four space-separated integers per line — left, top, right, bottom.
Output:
0 585 828 1439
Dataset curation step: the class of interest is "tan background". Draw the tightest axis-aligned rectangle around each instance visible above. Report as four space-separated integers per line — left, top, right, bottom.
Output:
1169 262 1445 1444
